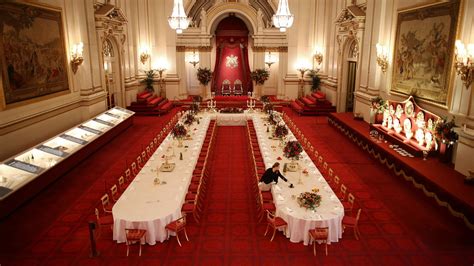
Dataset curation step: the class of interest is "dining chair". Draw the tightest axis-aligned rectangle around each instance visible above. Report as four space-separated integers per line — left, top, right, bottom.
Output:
264 210 288 241
125 228 147 256
308 227 329 256
342 209 362 240
101 194 114 213
94 208 113 237
110 184 120 202
343 193 355 213
165 215 189 247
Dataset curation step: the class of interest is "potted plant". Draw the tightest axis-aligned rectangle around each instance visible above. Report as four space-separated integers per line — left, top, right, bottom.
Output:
196 67 212 98
141 69 156 93
370 96 387 124
308 70 321 92
251 68 269 97
434 117 458 163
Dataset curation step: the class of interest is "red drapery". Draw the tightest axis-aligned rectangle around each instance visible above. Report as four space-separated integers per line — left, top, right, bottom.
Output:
211 16 252 95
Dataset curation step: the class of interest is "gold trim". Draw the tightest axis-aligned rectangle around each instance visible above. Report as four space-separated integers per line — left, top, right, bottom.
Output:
391 0 461 108
328 116 474 230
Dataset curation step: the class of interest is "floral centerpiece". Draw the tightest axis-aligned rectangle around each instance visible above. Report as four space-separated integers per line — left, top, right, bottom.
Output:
171 123 187 147
297 191 322 210
260 95 270 103
371 96 387 124
220 107 244 113
274 124 289 139
268 112 280 125
283 141 303 172
183 113 195 126
190 103 200 114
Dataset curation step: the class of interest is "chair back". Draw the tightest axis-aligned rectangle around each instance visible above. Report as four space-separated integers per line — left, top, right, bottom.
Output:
111 184 119 201
347 193 355 205
333 175 340 186
312 227 329 240
355 209 362 224
234 79 243 94
328 168 334 178
222 79 231 94
266 210 276 222
118 176 126 190
125 168 132 182
176 215 187 229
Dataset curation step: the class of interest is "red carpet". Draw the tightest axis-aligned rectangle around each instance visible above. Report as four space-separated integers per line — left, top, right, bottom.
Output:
1 109 474 265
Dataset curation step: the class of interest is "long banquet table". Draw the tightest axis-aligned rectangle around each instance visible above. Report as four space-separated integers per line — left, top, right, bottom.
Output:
112 111 343 246
112 116 210 245
252 113 344 245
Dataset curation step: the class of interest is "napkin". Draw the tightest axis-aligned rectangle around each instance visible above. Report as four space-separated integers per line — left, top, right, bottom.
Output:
277 194 285 201
286 207 293 213
274 185 282 191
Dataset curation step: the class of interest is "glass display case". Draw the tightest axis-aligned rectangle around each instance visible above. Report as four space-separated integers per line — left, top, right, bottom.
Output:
0 107 134 202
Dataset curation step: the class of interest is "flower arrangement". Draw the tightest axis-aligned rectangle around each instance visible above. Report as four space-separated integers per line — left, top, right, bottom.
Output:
268 113 277 125
183 113 195 126
297 191 322 210
370 96 387 114
196 67 213 85
274 124 289 138
190 103 200 114
220 107 244 113
435 117 458 143
171 123 187 139
141 69 156 92
251 68 270 85
283 141 303 160
263 103 274 113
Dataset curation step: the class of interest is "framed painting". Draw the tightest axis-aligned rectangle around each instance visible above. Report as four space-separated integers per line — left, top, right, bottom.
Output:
0 2 69 108
391 1 460 106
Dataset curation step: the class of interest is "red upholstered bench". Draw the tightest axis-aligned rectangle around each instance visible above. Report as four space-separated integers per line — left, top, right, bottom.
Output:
137 91 153 102
159 101 173 114
148 96 163 106
311 91 326 102
302 96 316 106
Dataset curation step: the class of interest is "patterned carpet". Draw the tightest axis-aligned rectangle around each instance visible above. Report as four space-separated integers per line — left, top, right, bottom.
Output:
1 109 473 265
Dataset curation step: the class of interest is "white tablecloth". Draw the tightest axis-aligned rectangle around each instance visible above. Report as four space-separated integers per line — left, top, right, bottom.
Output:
215 113 250 126
112 116 211 245
252 114 344 245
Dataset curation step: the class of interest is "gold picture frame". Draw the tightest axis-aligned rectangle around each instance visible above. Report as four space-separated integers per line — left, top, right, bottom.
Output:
391 0 460 106
0 1 70 109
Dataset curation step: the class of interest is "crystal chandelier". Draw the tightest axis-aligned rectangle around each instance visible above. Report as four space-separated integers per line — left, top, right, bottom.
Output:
168 0 190 34
272 0 294 32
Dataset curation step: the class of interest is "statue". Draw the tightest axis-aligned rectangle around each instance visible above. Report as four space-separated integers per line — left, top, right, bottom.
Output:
257 8 263 29
200 8 207 27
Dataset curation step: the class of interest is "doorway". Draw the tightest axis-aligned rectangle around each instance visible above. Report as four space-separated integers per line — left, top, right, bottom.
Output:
102 38 123 108
345 60 357 112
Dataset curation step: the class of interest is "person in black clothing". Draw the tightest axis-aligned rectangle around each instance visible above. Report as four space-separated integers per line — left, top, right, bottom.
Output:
258 162 292 191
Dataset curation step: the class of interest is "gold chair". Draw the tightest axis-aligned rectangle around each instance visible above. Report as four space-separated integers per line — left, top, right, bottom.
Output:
101 194 113 213
342 209 362 240
264 210 288 241
308 227 329 256
165 215 190 247
343 193 355 213
125 229 147 256
94 208 113 237
110 184 120 202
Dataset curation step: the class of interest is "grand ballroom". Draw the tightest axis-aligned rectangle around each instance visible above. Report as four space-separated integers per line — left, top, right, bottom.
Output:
0 0 474 265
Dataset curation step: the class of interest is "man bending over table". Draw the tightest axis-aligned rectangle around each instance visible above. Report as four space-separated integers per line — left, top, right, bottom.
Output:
258 162 291 191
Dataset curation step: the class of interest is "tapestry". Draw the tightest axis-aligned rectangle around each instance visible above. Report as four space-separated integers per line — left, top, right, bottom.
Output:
0 2 69 106
391 1 459 105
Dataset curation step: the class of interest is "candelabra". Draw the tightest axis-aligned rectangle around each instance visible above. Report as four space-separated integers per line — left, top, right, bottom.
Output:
207 98 216 112
454 40 474 89
247 98 256 112
296 65 310 98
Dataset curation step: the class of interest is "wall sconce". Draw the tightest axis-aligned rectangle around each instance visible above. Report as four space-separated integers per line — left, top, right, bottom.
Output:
71 42 84 74
313 46 324 65
375 43 389 73
454 40 474 89
264 51 278 68
140 45 150 65
186 50 200 68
